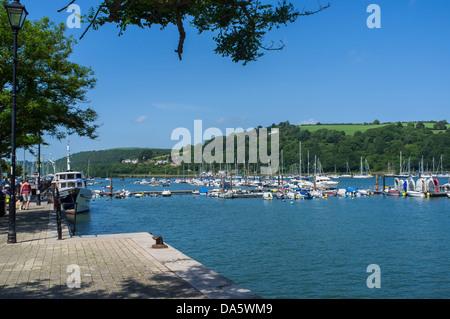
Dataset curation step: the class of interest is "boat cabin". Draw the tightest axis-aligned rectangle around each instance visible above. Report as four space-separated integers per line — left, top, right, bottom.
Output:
54 172 86 190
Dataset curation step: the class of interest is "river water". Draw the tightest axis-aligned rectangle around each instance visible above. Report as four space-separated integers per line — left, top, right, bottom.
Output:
70 177 450 299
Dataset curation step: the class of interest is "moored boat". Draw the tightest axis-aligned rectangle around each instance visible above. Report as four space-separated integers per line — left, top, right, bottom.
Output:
53 144 91 214
161 190 172 197
218 190 233 199
263 192 273 200
315 175 339 189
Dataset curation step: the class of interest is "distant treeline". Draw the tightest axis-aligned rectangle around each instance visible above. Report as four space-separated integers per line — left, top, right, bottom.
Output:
178 121 450 175
55 148 173 177
270 121 450 174
62 121 450 177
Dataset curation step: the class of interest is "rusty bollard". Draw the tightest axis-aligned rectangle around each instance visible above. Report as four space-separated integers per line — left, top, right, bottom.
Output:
152 235 168 249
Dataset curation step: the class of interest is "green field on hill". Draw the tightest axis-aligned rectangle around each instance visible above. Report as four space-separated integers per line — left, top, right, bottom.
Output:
299 122 449 136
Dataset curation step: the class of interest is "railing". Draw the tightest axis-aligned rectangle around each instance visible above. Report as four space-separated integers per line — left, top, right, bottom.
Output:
52 184 79 239
53 186 63 240
0 192 5 217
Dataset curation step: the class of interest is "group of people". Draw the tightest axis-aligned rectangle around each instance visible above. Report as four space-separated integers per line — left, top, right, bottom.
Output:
1 178 32 210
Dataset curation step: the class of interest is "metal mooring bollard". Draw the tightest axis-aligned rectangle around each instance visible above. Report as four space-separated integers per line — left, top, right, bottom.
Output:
152 235 168 249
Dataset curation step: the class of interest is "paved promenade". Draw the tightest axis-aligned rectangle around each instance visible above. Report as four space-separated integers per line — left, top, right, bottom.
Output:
0 200 260 299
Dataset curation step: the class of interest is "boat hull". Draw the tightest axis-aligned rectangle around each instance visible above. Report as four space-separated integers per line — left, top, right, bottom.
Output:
59 187 91 214
406 191 425 198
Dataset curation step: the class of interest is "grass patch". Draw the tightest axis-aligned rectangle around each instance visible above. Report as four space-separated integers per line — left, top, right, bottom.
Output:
299 122 449 136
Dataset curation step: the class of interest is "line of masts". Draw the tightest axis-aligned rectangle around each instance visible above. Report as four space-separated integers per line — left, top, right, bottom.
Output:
185 147 446 178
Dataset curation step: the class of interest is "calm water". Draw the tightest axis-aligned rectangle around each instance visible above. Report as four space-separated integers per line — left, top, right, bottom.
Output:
70 177 450 299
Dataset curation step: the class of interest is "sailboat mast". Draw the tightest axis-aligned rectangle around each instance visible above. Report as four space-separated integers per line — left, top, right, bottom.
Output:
360 157 363 175
67 141 71 172
307 151 310 178
299 141 302 177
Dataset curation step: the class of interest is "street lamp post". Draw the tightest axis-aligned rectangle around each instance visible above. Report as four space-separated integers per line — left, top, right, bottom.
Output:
4 0 28 244
37 131 41 206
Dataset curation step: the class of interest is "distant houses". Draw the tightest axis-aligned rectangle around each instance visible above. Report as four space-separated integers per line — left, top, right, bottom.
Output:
120 158 139 164
119 158 170 165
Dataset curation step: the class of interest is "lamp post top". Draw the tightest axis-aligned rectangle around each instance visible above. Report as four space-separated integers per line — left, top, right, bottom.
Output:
4 0 28 30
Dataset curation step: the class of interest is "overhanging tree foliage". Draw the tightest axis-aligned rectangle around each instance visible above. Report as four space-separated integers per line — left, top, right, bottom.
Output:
0 1 99 157
60 0 330 64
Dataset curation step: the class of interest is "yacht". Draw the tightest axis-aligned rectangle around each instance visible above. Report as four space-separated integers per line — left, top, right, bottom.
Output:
53 143 91 214
315 175 339 189
353 157 373 178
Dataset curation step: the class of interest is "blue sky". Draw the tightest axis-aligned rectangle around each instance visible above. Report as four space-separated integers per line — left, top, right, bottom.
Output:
16 0 450 161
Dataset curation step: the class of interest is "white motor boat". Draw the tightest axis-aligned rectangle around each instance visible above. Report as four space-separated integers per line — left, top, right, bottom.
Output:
161 190 172 197
53 144 91 214
315 175 339 189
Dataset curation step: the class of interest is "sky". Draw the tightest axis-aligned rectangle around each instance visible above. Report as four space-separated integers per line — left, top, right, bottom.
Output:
13 0 450 162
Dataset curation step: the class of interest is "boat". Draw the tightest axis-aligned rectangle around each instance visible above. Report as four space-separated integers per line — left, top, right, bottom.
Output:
161 190 172 197
53 143 91 214
424 178 447 197
447 193 450 198
406 178 426 197
358 189 373 196
353 158 373 178
336 189 347 197
340 161 352 178
315 175 339 189
386 178 406 196
286 191 298 200
346 187 360 197
310 189 324 198
218 190 233 199
299 190 313 199
263 192 273 200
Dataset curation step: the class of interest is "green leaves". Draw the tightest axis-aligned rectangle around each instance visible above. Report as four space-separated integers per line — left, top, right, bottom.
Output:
78 0 329 64
0 2 99 157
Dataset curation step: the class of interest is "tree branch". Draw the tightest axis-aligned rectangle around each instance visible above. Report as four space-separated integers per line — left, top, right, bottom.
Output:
261 40 285 51
57 0 76 13
80 5 106 40
297 1 330 17
175 18 186 61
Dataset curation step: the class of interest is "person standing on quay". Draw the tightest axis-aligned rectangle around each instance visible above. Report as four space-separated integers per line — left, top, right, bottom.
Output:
21 179 31 210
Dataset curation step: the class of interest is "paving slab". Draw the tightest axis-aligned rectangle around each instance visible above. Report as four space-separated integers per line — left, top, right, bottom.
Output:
0 201 260 299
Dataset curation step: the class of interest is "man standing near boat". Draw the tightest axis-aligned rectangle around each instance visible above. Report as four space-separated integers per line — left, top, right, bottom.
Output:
20 179 31 210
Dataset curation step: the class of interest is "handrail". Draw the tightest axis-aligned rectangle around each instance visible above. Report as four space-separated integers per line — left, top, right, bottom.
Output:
53 185 63 240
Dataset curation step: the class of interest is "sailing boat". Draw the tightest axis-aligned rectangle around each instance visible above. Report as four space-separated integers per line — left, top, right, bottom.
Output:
353 157 373 178
395 151 410 178
52 142 92 214
340 161 352 178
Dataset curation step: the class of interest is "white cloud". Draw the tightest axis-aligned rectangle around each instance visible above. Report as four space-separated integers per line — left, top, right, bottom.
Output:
298 118 319 125
133 115 149 123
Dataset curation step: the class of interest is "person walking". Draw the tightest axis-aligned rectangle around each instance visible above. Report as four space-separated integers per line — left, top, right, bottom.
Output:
20 179 31 210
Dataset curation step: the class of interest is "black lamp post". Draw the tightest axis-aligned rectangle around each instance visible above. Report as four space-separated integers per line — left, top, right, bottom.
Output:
4 0 28 244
